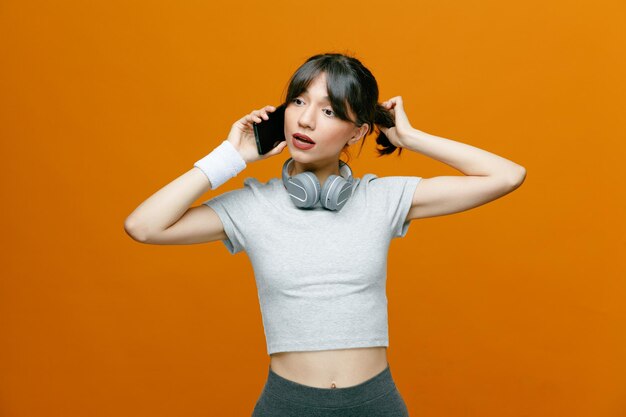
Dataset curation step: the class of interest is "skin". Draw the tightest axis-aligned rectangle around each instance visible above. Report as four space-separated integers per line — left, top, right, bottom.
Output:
128 59 526 390
265 72 389 389
269 347 390 389
283 72 370 187
219 72 386 389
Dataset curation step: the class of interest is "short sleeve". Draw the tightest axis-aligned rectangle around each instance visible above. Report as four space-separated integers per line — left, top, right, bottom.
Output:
366 175 422 239
202 187 253 255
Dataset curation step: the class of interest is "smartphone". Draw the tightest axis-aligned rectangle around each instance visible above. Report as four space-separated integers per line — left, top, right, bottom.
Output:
253 103 286 155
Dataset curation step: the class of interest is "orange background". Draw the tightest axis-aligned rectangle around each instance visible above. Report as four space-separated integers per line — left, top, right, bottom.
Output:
1 0 624 416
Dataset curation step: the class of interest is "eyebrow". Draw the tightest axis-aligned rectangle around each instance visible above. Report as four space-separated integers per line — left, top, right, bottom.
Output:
302 90 330 103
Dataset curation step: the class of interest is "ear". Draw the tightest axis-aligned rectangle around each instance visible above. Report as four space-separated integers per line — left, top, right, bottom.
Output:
348 123 370 145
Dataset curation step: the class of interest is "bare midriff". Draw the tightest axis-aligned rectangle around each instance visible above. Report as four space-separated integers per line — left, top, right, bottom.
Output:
269 346 388 389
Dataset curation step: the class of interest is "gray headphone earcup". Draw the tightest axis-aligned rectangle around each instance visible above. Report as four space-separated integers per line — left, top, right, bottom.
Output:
285 171 321 209
281 157 354 211
320 175 352 211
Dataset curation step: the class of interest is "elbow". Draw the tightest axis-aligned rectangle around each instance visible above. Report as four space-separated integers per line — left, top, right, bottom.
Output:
508 166 526 189
124 216 150 243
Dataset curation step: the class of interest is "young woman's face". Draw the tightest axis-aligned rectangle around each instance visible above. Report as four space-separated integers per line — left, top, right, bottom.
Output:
284 72 363 163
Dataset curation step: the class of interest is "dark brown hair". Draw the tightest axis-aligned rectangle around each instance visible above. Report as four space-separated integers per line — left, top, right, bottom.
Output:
281 51 403 163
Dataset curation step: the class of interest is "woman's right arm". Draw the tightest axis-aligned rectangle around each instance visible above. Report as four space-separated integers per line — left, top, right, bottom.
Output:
124 104 286 245
124 167 225 245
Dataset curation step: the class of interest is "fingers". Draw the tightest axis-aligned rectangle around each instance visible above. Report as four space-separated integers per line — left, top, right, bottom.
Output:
271 141 287 155
245 105 276 124
382 96 403 109
259 140 286 159
242 111 265 125
274 141 287 154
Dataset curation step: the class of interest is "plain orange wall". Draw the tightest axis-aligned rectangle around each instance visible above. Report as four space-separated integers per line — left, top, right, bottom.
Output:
1 0 624 416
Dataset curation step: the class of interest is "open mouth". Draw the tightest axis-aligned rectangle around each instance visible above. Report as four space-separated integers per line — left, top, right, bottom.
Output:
293 133 315 144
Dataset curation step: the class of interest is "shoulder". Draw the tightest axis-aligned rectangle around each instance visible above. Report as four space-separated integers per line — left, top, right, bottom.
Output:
202 176 270 207
231 176 287 205
243 176 281 191
220 176 275 196
359 173 379 183
356 173 421 191
356 174 422 206
243 176 269 188
352 173 378 190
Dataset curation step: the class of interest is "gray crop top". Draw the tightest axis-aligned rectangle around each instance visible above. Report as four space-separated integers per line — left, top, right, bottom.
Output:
202 173 422 355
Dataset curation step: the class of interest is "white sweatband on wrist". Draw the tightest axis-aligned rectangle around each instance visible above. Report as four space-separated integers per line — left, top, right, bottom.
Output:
194 140 247 190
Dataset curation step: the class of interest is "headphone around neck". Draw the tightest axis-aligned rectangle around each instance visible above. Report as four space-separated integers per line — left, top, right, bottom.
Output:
281 157 356 212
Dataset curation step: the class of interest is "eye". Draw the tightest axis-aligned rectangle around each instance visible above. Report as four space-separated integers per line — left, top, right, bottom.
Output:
291 98 335 117
292 98 335 117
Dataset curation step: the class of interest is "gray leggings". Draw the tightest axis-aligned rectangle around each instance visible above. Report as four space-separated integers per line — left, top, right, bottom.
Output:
251 363 410 416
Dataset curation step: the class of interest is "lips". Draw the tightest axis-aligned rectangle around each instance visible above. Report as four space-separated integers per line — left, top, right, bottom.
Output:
293 133 315 144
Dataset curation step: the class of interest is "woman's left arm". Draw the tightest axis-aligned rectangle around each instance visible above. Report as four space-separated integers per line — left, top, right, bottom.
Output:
380 96 526 220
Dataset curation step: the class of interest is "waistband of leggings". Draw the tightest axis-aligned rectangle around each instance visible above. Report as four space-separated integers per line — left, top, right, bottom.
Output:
264 363 396 409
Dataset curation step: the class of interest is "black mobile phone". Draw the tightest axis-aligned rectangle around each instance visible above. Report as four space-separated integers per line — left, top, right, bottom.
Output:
253 103 286 155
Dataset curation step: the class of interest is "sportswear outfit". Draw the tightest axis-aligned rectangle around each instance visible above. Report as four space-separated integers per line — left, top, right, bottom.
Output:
202 157 421 416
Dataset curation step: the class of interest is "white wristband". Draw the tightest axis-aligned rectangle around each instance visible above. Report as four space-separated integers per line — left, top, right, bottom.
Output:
194 140 247 189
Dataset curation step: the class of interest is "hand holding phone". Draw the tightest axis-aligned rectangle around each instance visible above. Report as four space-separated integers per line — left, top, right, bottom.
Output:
225 104 287 164
253 103 286 155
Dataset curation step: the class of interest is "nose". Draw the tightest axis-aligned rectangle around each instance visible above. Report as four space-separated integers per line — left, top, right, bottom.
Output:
297 105 315 130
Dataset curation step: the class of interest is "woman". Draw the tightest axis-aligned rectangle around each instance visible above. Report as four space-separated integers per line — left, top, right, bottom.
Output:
125 52 526 416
